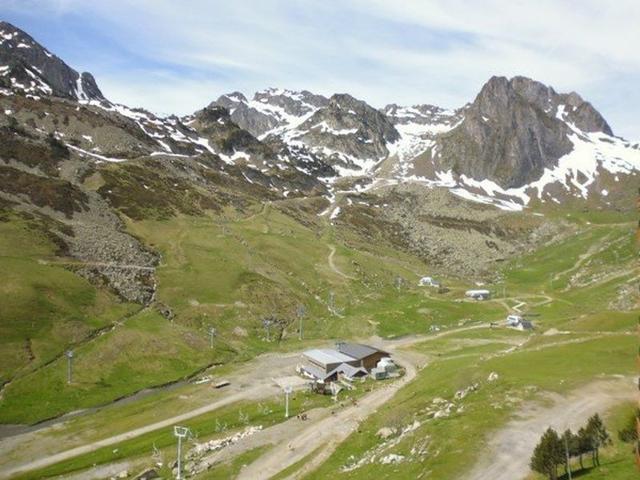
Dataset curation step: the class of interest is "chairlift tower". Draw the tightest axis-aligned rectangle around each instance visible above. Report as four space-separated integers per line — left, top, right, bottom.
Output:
262 318 272 341
65 350 74 384
328 291 335 315
296 304 306 340
284 385 293 418
208 326 216 349
173 425 190 480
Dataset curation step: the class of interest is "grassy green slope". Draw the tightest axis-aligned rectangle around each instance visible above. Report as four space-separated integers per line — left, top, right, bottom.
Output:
1 204 636 435
302 217 639 479
0 202 437 423
0 215 137 385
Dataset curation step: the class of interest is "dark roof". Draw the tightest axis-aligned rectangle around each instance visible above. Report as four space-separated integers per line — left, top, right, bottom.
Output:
332 363 368 378
301 362 368 381
335 342 386 360
301 363 336 381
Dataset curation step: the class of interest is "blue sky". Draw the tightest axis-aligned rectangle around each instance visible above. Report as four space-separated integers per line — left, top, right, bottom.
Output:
3 0 640 139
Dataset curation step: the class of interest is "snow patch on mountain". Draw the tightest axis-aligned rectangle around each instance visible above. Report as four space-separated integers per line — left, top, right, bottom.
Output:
310 121 358 136
384 105 462 177
424 128 640 211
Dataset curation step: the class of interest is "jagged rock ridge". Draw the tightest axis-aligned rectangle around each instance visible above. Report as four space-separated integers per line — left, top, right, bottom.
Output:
432 75 614 188
0 21 103 100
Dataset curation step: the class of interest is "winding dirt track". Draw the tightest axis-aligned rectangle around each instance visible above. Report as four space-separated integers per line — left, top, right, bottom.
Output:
464 376 635 480
38 260 155 271
0 325 449 479
327 245 355 280
0 352 303 479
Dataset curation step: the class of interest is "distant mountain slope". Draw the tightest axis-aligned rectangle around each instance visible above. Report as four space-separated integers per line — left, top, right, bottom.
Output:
215 88 328 138
0 19 637 235
211 81 638 211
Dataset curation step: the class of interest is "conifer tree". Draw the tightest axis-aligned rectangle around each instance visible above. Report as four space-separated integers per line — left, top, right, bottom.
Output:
531 427 564 480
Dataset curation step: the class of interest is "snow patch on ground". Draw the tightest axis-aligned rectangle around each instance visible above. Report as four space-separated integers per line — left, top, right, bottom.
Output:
66 144 126 163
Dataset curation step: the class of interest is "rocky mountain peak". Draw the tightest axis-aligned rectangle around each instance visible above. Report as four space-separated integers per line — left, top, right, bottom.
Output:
1 19 635 214
195 104 232 123
287 93 399 173
430 75 617 188
211 88 328 138
474 75 612 135
254 88 328 112
216 91 247 108
0 21 104 101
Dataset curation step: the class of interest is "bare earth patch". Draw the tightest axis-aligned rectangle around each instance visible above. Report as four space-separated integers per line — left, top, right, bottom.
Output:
464 376 635 480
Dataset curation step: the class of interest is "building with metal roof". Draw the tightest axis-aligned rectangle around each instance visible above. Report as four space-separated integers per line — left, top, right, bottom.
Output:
303 349 357 367
335 342 389 370
300 343 392 383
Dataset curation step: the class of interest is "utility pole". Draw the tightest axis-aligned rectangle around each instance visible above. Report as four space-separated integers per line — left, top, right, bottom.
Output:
296 304 306 341
284 385 292 418
173 426 190 480
65 350 74 384
208 326 216 349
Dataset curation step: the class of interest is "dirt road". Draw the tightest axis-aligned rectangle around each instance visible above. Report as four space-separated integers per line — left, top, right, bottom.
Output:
3 320 489 480
38 260 155 271
0 385 280 479
0 352 304 479
327 245 355 280
464 376 635 480
236 351 420 480
7 323 610 480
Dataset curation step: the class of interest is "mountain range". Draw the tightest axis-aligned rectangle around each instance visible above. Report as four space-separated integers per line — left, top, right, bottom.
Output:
0 19 638 303
2 20 637 210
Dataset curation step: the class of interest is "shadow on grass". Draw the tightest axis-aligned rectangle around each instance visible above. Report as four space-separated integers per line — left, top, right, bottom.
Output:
558 457 627 479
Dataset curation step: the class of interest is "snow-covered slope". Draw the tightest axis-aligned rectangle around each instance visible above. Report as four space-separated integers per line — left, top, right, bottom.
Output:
384 104 463 176
215 88 328 139
376 80 640 211
439 113 640 211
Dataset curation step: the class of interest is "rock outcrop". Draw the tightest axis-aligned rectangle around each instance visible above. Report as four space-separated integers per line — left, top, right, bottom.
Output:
0 21 104 101
433 76 613 188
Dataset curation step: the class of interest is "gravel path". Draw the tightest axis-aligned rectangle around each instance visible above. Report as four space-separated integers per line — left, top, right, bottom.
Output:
327 244 355 280
0 352 303 479
464 376 635 480
3 324 627 480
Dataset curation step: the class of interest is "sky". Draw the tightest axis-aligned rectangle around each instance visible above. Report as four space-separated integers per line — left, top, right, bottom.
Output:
3 0 640 139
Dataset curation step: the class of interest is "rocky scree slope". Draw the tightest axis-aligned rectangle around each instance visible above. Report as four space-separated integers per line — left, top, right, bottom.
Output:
0 23 332 305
